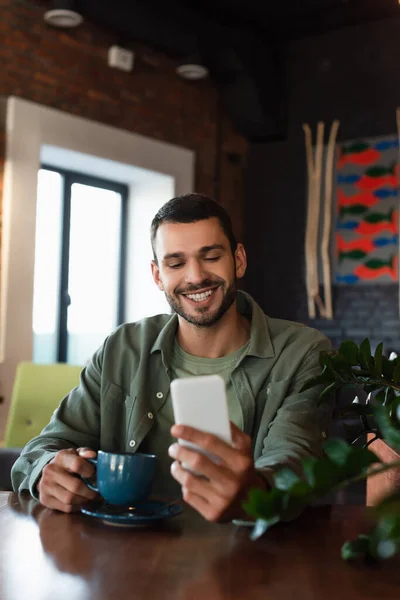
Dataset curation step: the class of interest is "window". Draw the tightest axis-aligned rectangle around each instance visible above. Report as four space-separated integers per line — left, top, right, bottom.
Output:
33 167 128 365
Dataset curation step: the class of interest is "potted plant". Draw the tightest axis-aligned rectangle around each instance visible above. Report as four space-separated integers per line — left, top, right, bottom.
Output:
244 339 400 562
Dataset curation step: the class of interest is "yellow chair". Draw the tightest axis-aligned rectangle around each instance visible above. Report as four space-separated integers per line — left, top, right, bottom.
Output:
3 362 82 448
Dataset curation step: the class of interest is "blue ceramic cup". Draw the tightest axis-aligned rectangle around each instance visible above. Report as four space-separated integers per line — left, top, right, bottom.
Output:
82 451 157 505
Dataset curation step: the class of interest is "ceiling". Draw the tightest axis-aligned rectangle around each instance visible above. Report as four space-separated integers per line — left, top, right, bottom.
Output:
44 0 400 140
73 0 400 51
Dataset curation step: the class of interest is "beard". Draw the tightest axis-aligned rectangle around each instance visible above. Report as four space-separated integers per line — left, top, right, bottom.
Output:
164 277 237 327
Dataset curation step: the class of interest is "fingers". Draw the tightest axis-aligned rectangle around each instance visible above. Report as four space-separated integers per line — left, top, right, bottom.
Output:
36 491 82 514
38 448 98 513
55 448 96 478
170 424 252 470
77 447 97 459
169 426 256 522
168 443 236 493
170 462 230 522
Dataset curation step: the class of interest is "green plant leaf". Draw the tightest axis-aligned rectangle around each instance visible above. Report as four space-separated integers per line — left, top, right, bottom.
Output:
374 406 400 450
302 456 341 491
299 370 334 394
318 381 340 405
359 338 373 370
362 383 383 393
342 421 364 444
243 487 285 520
382 356 394 379
273 468 300 491
373 343 384 377
340 403 375 418
319 350 335 369
345 447 380 477
341 535 371 561
323 438 353 466
287 480 313 498
339 341 359 366
250 517 280 541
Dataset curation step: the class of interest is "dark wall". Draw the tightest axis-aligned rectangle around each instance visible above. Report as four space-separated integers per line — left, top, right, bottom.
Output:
244 16 400 352
0 0 247 250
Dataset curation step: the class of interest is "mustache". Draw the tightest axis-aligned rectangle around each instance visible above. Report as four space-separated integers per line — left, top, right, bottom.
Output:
176 279 222 295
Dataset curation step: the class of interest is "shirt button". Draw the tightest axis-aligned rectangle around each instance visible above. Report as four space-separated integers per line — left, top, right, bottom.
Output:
129 440 136 448
156 392 163 399
148 412 153 419
321 431 327 439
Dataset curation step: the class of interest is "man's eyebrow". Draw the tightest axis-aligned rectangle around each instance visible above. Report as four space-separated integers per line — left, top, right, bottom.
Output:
199 244 225 254
162 252 185 261
162 245 226 262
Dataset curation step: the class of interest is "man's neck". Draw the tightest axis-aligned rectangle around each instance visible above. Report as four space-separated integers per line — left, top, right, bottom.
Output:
175 302 251 358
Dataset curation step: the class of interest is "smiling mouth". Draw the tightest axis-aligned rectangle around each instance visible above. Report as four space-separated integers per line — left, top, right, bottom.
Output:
181 287 218 303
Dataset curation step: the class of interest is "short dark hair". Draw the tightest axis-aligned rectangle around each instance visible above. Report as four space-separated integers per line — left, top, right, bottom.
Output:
150 193 237 262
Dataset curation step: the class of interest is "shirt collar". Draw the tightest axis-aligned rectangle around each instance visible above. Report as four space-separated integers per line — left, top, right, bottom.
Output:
150 290 275 362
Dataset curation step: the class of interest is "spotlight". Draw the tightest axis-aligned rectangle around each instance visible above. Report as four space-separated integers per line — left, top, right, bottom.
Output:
44 0 83 28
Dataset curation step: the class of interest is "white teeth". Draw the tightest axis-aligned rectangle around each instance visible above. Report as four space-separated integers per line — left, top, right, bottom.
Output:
186 289 214 302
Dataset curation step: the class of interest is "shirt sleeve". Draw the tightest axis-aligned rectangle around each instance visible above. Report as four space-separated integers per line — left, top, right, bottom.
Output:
11 344 104 498
254 335 333 482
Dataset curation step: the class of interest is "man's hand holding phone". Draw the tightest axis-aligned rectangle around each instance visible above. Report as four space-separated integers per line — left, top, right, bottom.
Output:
168 422 267 522
169 375 268 522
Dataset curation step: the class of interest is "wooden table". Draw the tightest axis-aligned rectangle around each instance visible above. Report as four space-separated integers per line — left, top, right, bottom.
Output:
1 492 399 600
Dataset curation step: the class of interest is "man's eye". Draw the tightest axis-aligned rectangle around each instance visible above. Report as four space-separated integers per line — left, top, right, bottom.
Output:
204 256 221 262
169 263 184 269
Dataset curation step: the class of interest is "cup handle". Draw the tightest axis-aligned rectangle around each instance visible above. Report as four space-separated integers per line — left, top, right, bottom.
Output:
80 457 98 493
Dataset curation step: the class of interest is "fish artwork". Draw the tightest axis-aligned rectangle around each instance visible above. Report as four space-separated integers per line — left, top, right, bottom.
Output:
337 220 358 231
336 234 398 254
372 188 398 199
336 274 360 284
373 235 398 247
339 249 367 262
337 190 378 208
356 220 397 236
364 209 394 224
339 204 368 218
337 173 361 185
337 146 380 168
354 255 398 281
335 135 399 284
373 139 398 151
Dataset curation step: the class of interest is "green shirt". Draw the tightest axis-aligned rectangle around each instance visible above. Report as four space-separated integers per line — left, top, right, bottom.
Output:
140 340 249 497
11 291 332 499
171 339 249 429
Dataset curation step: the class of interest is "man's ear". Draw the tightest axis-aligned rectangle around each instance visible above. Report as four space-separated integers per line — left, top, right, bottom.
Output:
151 260 164 291
234 244 247 280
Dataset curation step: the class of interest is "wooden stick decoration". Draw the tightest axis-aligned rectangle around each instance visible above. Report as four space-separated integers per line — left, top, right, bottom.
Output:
320 120 340 320
303 122 324 319
303 124 315 319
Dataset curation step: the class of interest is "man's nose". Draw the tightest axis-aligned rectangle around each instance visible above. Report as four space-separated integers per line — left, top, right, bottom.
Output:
185 260 206 284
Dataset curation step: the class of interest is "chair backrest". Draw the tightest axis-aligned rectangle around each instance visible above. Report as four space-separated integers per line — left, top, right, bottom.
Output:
3 362 82 448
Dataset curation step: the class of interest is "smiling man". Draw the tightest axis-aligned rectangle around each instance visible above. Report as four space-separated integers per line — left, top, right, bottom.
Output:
12 194 332 520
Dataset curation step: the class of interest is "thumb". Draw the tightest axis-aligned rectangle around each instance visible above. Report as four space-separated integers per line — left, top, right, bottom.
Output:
77 447 97 458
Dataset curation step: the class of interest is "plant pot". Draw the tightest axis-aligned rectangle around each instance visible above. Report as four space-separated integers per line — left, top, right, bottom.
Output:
366 436 400 506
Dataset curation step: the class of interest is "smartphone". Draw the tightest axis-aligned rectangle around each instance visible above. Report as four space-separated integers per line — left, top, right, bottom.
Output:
170 374 232 471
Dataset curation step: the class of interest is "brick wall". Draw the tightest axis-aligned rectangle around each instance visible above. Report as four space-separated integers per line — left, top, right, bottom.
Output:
244 17 400 353
0 0 247 244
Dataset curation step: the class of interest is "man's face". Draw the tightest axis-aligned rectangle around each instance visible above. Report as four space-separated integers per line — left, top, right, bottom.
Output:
151 218 247 327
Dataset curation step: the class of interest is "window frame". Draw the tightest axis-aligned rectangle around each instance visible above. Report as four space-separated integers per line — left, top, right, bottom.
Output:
40 164 129 363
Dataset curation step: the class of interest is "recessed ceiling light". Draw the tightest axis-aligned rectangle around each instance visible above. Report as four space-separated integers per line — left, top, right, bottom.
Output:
176 63 209 81
44 8 83 28
44 0 83 29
